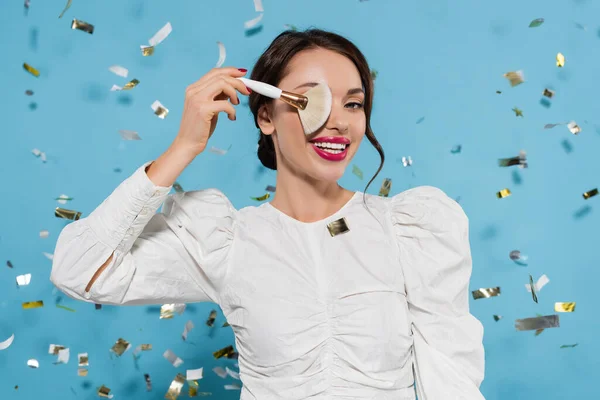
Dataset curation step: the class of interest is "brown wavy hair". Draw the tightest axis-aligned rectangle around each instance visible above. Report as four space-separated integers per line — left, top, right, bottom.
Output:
249 28 385 197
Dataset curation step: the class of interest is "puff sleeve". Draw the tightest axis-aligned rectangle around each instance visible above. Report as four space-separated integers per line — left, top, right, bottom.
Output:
390 186 485 400
50 161 235 306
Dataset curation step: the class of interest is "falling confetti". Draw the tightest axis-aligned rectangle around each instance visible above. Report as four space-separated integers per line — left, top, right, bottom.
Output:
528 18 544 28
216 41 226 68
496 188 511 199
0 334 15 351
251 193 270 201
109 65 128 78
71 19 94 34
512 107 523 117
23 63 40 77
118 130 141 141
472 287 501 300
58 0 72 18
583 188 598 200
245 13 264 30
151 100 169 119
503 70 524 87
352 165 363 179
378 178 392 197
556 52 565 67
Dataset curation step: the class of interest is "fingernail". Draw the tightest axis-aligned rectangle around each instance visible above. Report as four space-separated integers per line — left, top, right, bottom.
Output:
246 86 252 93
238 68 247 72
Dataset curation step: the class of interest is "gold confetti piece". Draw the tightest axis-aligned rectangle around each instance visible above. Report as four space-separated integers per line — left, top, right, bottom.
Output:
169 183 183 195
503 70 524 87
122 78 140 90
251 193 270 201
244 13 264 30
378 178 392 197
560 344 578 348
265 185 276 193
529 18 544 28
493 315 502 322
58 0 72 18
151 100 169 119
0 334 15 351
529 274 538 303
496 188 511 199
16 274 31 286
555 302 576 312
98 385 113 399
472 287 501 300
78 353 89 366
144 373 152 391
352 165 363 179
165 373 186 400
222 321 230 327
498 150 527 168
55 207 82 221
56 304 75 312
327 217 350 237
182 320 194 341
27 359 39 368
54 348 70 364
512 107 523 117
213 345 235 360
49 344 66 355
163 349 184 367
141 45 154 56
401 156 413 167
188 380 199 397
583 188 598 200
108 65 128 78
110 338 131 356
22 300 43 309
556 52 565 67
78 368 88 376
567 121 581 134
526 274 550 293
215 41 226 68
71 19 94 34
160 303 186 319
543 88 555 98
515 315 559 331
206 310 217 327
23 63 40 77
133 344 152 357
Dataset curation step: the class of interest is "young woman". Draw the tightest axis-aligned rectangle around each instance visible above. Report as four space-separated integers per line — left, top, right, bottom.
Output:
51 29 485 400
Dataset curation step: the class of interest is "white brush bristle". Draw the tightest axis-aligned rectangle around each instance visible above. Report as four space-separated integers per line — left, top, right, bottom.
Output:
298 83 332 135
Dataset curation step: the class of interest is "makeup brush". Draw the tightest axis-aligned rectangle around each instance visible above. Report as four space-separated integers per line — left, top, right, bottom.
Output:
237 77 332 135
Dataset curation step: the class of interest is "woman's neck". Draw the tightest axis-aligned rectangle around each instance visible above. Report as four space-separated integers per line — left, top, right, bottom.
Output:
269 168 354 223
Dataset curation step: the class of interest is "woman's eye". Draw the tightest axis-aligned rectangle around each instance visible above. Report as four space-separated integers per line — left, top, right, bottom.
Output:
345 102 364 109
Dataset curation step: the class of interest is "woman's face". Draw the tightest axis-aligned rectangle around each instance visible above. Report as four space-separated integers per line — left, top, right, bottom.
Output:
258 48 367 183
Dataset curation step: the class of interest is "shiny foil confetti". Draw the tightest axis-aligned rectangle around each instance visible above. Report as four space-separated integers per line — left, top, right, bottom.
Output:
213 345 235 360
182 320 194 341
225 384 242 390
160 303 186 319
529 18 544 27
148 22 172 47
254 0 264 12
560 344 578 349
49 344 66 355
133 344 152 358
251 193 270 201
265 185 276 193
493 315 502 322
223 321 230 327
141 46 154 56
244 13 264 30
163 349 184 367
327 218 350 237
110 338 131 356
98 385 114 399
188 380 199 397
402 156 413 167
78 368 88 376
27 359 39 368
472 287 501 300
215 41 226 67
78 353 89 366
0 334 15 351
567 121 581 134
352 165 363 179
32 148 47 162
58 0 72 18
583 188 598 200
515 315 559 331
56 348 70 364
22 300 43 309
144 374 152 391
226 367 240 380
509 250 528 265
556 52 565 67
40 230 49 238
529 275 538 303
206 310 217 327
379 178 392 197
109 65 128 78
55 195 72 204
118 130 141 141
187 368 203 381
503 70 524 87
543 88 555 98
165 373 186 400
55 207 82 221
151 100 169 119
16 274 32 286
512 107 523 117
555 302 576 312
496 188 511 199
213 366 228 378
209 146 230 155
498 151 527 168
23 63 40 77
526 274 550 293
71 19 94 34
173 182 184 193
56 304 75 312
122 78 140 91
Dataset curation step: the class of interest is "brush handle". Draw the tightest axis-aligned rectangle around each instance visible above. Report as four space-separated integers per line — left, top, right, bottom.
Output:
237 77 282 99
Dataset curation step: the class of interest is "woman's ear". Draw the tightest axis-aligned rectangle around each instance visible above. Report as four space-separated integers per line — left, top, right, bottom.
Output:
257 103 275 136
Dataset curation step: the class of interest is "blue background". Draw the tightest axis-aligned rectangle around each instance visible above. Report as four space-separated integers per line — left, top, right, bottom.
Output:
1 0 597 398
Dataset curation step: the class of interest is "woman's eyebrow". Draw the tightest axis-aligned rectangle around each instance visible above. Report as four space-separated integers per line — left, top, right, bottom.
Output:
294 82 364 95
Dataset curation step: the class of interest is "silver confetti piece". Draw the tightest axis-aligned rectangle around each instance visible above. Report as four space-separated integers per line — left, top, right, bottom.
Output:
515 315 559 331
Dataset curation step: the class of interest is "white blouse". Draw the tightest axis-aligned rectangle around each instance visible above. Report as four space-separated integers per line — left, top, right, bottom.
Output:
50 161 485 400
